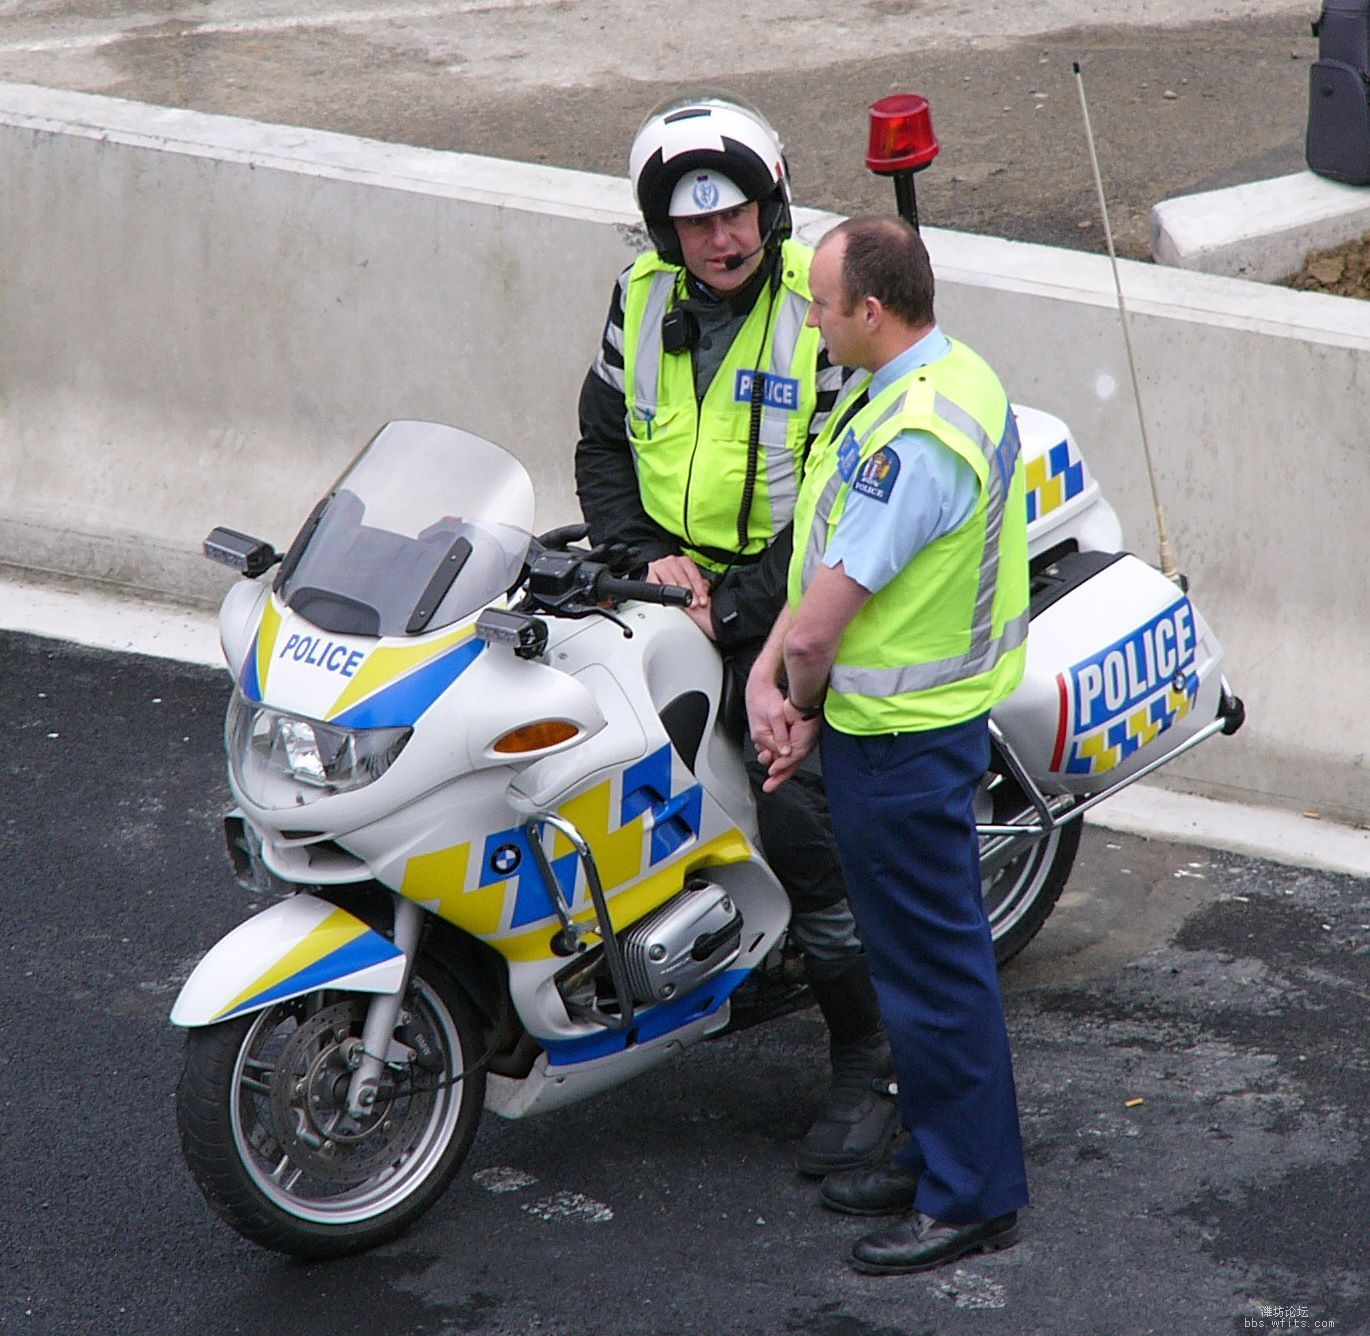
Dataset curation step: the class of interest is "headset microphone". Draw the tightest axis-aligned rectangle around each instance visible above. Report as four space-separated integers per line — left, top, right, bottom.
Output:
723 244 764 272
721 216 780 271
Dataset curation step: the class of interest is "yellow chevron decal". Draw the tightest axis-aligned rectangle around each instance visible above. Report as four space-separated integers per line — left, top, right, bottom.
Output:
326 622 476 721
1025 454 1065 516
554 780 646 892
255 594 284 692
401 843 511 937
1071 681 1196 774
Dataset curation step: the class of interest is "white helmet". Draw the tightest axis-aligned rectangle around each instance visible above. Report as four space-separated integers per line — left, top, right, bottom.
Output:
629 94 792 265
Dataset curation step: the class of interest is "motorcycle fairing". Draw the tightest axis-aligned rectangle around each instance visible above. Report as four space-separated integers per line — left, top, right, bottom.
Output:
170 893 406 1027
540 966 751 1067
397 739 755 964
238 591 486 729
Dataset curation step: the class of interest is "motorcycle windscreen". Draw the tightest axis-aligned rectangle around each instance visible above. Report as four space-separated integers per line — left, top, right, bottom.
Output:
274 420 535 638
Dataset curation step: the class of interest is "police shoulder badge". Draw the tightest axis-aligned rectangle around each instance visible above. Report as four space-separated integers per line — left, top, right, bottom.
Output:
851 447 900 503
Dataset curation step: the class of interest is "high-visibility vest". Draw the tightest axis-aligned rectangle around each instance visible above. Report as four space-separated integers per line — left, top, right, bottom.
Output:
620 239 824 569
789 338 1029 734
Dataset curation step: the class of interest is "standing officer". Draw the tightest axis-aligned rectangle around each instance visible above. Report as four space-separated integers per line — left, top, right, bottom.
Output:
576 96 898 1177
746 215 1031 1273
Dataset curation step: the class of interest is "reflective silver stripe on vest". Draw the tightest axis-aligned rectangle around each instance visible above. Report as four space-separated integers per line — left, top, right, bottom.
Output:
801 396 903 589
937 392 1006 675
756 286 812 526
630 273 811 530
631 270 676 419
593 275 630 392
826 393 1026 698
829 607 1029 696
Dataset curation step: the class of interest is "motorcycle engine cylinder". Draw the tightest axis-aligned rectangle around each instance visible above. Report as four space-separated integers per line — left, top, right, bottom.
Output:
620 881 743 1005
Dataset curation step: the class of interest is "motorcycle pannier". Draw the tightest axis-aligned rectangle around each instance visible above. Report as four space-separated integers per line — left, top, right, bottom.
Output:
1307 0 1370 184
993 551 1228 798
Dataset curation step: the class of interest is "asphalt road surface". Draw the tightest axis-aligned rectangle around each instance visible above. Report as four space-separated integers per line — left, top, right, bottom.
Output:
3 629 1366 1335
0 5 1363 1331
0 1 1317 259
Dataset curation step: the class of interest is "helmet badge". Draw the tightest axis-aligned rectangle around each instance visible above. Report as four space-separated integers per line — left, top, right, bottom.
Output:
691 175 721 212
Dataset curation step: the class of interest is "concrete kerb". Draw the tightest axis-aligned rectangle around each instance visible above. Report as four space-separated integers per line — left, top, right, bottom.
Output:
4 82 1370 821
1150 169 1370 280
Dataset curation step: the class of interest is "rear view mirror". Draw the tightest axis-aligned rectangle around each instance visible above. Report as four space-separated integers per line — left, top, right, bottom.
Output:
203 526 280 579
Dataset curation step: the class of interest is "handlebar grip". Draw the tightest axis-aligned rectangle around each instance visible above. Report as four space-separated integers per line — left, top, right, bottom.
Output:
595 575 693 607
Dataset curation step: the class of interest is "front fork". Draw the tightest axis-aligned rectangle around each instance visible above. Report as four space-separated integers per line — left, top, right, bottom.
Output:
345 896 424 1118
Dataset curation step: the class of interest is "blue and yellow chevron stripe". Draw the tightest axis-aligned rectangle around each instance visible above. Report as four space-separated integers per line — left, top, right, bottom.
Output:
401 742 748 963
1025 438 1086 523
211 906 404 1021
1064 671 1199 775
238 594 483 728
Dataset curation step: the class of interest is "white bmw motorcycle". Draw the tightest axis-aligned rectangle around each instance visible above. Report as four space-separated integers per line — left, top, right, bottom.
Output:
172 416 1242 1258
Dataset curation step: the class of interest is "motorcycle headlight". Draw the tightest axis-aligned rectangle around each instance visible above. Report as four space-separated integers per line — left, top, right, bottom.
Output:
226 692 412 809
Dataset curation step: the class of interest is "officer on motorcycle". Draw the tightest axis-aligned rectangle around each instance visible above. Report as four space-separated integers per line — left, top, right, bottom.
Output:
575 94 898 1176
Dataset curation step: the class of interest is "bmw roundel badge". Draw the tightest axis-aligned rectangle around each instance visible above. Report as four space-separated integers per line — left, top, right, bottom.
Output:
491 843 522 876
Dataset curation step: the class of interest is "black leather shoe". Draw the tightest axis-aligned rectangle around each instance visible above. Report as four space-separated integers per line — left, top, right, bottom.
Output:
849 1211 1020 1275
820 1165 920 1217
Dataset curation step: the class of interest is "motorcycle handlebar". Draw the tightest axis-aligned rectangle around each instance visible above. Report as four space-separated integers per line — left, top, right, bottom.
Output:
595 574 693 607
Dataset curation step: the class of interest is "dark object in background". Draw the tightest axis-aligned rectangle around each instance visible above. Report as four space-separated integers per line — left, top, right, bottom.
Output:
1308 0 1370 184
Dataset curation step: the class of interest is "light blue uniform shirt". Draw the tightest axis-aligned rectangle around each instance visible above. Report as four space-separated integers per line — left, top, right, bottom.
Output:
824 326 980 594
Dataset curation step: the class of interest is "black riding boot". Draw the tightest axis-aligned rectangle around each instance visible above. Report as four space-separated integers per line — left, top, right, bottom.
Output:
797 953 900 1178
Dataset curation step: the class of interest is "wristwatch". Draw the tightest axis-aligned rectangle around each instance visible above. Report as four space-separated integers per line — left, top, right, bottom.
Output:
786 695 824 721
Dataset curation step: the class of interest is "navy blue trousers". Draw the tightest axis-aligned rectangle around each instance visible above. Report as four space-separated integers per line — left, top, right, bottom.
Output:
820 714 1029 1224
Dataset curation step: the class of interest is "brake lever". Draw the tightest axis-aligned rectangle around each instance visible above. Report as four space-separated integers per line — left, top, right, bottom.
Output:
587 605 633 638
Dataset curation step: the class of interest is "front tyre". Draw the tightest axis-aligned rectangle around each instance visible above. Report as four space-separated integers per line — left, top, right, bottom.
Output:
176 960 485 1259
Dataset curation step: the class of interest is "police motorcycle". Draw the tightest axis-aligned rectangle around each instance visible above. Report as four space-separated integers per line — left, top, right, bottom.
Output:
171 416 1242 1259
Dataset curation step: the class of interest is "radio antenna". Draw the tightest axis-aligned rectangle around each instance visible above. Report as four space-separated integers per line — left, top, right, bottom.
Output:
1072 61 1180 584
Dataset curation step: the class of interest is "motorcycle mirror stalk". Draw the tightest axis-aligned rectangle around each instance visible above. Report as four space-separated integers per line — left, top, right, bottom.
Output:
203 526 281 579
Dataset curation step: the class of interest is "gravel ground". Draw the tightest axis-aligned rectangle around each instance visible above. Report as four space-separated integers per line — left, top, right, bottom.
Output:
1288 231 1370 299
0 2 1320 264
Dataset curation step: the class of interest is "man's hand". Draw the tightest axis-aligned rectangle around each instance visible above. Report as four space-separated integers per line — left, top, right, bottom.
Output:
647 555 711 606
760 704 820 791
747 659 821 791
746 660 792 771
647 555 715 639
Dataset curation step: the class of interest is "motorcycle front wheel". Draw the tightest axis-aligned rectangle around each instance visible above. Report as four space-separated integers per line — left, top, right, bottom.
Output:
176 959 485 1259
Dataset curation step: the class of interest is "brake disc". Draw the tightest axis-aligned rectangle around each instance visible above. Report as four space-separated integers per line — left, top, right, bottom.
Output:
268 1000 434 1184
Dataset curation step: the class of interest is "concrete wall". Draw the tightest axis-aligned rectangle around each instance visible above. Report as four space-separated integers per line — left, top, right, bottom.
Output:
3 83 1370 821
0 83 644 606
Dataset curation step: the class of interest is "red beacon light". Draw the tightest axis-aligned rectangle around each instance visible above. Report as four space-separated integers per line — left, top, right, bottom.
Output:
866 94 939 231
866 94 939 175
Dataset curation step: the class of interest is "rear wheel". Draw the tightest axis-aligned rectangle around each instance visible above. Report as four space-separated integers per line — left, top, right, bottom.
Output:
176 959 485 1259
979 779 1082 967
